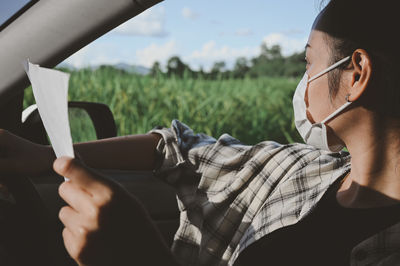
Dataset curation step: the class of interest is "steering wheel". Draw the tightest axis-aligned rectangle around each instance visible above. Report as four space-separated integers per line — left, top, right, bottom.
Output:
0 173 64 266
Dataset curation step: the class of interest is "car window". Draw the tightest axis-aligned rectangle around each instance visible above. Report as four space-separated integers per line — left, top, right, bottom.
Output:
0 0 37 30
23 1 319 145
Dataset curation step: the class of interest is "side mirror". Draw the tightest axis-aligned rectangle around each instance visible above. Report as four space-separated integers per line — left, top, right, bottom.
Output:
21 101 117 145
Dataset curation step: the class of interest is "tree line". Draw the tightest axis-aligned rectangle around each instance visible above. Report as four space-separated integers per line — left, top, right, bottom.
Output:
150 43 305 79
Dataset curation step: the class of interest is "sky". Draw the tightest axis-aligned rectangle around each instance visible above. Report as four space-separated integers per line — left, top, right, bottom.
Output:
0 0 31 26
62 0 323 71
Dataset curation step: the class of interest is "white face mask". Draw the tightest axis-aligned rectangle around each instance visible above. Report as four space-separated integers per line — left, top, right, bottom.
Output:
293 56 351 152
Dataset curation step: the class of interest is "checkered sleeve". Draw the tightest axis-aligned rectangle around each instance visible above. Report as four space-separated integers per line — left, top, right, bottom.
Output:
148 119 218 185
148 119 289 265
148 120 400 266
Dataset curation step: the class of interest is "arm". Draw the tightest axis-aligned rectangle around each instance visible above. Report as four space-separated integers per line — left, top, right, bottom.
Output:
70 133 161 171
0 128 161 175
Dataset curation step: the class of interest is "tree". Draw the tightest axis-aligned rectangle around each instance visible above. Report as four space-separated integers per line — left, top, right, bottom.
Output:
208 61 226 79
260 43 283 60
157 43 305 80
249 43 286 77
233 57 250 78
150 61 162 76
166 56 189 77
283 50 306 77
211 61 226 73
198 66 206 79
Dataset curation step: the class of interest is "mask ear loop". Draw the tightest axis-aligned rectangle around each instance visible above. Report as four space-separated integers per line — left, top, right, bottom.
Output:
308 56 351 83
321 94 353 124
345 93 351 102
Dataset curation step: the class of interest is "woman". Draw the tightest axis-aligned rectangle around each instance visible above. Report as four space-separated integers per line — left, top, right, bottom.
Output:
1 0 400 265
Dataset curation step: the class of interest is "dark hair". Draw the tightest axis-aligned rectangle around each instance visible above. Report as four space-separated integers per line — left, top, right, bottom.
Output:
315 0 400 117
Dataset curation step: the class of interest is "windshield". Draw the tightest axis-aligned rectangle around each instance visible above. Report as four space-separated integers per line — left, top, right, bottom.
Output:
0 0 37 30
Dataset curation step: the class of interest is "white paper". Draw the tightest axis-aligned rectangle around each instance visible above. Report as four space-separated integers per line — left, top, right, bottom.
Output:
23 60 74 179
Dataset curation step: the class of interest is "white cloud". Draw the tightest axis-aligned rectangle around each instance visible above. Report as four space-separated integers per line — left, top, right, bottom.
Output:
113 6 168 37
136 40 178 68
235 28 254 37
182 7 199 20
64 46 89 68
262 33 307 56
63 32 307 70
184 34 307 70
63 40 178 69
64 43 122 68
185 40 259 70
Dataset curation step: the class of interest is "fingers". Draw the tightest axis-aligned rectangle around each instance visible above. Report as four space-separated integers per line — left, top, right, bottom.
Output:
58 181 94 213
55 156 122 265
60 207 88 263
53 156 110 198
59 204 101 264
54 156 93 185
59 206 82 233
62 226 86 263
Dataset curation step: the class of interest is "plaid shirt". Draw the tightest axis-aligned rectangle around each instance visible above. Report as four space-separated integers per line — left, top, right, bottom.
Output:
149 120 400 266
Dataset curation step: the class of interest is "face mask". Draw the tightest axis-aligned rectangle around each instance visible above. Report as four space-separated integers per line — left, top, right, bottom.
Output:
293 56 351 152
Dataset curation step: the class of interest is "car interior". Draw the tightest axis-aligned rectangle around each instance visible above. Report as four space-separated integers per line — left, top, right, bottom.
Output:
0 1 181 265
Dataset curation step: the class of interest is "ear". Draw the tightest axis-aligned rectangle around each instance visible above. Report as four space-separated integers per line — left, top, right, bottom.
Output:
347 49 372 102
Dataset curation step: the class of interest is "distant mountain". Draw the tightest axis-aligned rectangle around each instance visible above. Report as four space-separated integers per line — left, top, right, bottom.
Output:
57 62 150 75
113 63 150 75
57 62 77 70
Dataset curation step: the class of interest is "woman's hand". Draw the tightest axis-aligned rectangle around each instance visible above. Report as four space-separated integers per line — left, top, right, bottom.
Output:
0 128 54 175
54 156 179 266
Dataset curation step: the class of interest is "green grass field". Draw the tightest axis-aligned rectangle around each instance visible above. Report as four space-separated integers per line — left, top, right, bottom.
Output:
23 67 303 145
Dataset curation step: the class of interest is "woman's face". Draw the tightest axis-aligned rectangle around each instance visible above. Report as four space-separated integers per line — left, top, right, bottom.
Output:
304 30 348 124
